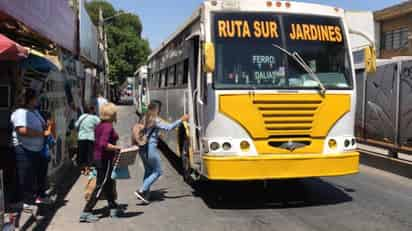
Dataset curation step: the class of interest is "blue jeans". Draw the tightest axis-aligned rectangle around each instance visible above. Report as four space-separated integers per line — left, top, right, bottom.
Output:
139 143 163 192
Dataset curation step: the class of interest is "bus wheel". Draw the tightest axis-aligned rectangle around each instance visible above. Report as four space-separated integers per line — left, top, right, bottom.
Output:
181 139 194 185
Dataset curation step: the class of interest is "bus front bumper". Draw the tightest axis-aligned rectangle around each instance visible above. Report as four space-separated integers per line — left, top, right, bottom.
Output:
202 152 359 181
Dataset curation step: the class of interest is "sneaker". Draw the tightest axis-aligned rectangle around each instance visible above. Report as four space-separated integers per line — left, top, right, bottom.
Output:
35 197 53 205
22 204 36 213
134 191 150 205
79 212 99 223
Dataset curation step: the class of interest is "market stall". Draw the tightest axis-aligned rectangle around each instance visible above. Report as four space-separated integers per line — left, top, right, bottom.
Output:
0 34 29 228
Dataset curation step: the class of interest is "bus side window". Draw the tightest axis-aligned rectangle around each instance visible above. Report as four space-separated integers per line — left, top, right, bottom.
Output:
202 72 207 104
142 78 147 89
155 73 160 89
176 62 184 88
149 74 153 88
183 59 189 87
161 69 167 88
159 72 162 89
168 65 176 88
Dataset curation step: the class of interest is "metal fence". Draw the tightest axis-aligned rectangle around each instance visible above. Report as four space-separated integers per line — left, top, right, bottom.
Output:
355 58 412 159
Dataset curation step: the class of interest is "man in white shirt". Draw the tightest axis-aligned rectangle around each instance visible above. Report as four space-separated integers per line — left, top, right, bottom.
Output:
96 92 108 116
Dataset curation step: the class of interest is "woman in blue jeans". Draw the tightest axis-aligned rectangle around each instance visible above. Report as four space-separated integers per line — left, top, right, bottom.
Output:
134 101 189 204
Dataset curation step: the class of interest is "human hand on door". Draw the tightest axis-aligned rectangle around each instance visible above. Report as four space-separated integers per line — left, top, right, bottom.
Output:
181 114 190 122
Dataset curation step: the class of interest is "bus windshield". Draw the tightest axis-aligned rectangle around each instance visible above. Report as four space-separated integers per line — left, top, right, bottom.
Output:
213 13 353 90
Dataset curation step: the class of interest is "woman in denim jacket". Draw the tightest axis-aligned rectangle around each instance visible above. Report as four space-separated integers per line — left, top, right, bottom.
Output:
134 101 188 204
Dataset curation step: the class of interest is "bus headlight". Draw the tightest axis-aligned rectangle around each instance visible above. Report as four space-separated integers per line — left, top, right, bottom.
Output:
210 142 220 151
222 142 232 151
328 139 337 150
344 139 351 148
240 141 250 152
205 138 257 156
325 136 357 154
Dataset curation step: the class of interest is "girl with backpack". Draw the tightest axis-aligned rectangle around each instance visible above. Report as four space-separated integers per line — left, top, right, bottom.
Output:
132 101 189 204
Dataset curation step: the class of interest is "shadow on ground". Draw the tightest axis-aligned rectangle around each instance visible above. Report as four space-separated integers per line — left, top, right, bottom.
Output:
158 140 354 210
19 163 80 231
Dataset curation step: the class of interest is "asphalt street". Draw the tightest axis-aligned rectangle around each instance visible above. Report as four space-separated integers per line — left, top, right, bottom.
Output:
47 105 412 231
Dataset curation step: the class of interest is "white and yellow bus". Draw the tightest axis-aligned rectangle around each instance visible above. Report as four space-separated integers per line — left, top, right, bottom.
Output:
134 65 149 114
147 0 375 182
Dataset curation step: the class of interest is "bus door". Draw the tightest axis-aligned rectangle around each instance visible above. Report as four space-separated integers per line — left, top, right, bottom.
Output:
186 35 203 159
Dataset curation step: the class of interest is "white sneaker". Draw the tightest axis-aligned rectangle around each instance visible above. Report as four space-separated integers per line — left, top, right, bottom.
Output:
134 191 150 204
23 204 36 213
35 197 53 205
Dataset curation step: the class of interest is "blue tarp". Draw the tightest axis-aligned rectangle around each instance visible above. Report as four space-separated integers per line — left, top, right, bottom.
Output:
20 53 58 73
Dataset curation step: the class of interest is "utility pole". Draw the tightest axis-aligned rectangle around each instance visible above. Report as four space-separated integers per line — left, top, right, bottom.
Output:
98 8 109 99
104 26 110 100
97 10 130 102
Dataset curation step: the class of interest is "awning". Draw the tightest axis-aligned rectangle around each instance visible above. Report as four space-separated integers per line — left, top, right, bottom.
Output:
0 33 29 61
20 50 58 73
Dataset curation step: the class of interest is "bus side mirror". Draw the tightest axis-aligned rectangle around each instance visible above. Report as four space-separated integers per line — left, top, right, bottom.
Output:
364 46 376 74
204 42 215 73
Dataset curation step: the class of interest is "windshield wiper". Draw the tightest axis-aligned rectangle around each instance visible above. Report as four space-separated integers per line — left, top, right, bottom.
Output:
272 44 326 96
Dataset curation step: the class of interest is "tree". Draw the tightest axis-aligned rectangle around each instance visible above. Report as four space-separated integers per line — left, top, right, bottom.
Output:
85 0 150 85
85 0 116 26
112 12 143 38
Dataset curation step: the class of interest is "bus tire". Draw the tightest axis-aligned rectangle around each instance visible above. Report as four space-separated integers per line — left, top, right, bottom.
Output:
181 138 194 185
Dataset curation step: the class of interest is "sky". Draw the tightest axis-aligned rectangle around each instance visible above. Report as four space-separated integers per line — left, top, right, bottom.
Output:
107 0 403 49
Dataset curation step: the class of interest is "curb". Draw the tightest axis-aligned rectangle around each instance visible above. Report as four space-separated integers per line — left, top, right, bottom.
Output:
360 151 412 179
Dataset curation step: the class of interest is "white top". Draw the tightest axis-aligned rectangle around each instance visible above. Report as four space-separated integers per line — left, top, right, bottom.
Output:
97 96 108 116
11 109 45 152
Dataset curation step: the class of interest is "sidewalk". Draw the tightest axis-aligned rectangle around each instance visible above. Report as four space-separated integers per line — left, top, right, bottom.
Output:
47 106 145 230
47 172 146 231
16 106 202 231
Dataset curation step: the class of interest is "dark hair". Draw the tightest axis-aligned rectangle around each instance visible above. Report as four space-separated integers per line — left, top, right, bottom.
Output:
24 88 37 106
41 111 52 120
149 100 162 112
96 88 104 96
85 104 96 114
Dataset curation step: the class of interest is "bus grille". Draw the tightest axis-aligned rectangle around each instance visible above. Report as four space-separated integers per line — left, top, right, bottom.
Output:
253 99 322 137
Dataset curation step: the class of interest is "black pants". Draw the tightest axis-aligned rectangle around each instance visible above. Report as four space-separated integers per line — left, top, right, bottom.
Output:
14 146 49 203
15 146 38 204
77 140 94 167
83 159 117 212
34 155 49 198
0 147 17 204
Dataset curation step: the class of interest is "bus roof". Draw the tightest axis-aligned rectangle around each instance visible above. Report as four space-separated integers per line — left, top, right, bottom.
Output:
149 7 201 60
149 0 345 60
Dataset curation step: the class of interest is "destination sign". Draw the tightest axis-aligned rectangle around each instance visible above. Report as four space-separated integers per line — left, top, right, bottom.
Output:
215 15 343 43
289 24 342 42
217 20 279 39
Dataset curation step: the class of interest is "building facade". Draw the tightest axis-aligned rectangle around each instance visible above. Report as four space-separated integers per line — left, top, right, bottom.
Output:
375 1 412 59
